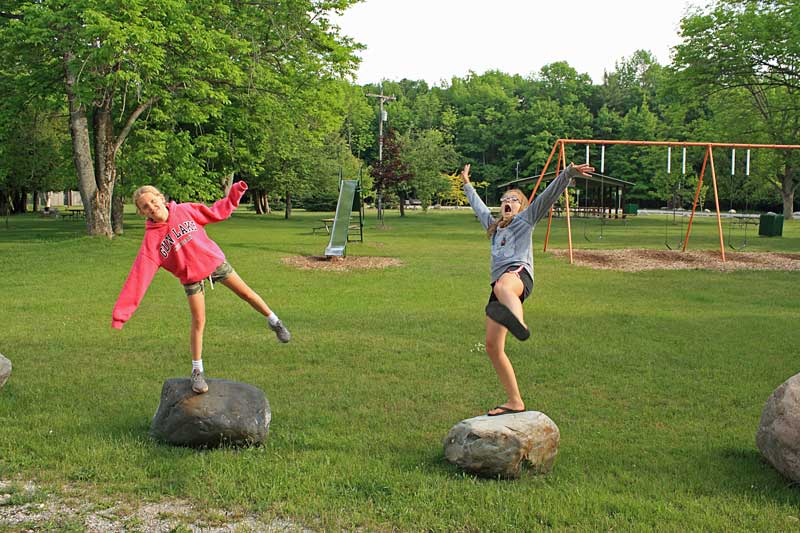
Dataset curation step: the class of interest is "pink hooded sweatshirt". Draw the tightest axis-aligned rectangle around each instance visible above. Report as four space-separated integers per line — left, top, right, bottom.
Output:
111 181 248 329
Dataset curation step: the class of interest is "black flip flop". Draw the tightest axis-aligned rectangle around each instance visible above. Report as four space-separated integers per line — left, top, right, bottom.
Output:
485 301 530 341
487 405 526 416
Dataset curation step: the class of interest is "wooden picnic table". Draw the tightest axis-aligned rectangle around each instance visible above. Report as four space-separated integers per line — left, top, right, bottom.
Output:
65 207 84 219
313 218 335 234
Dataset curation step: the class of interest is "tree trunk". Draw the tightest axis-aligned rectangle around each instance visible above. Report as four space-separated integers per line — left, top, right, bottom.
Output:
264 193 270 214
64 52 121 238
0 191 9 216
284 190 292 219
398 190 406 217
111 188 124 235
253 190 264 214
33 191 40 212
223 172 234 196
12 189 27 213
782 167 795 220
91 107 116 237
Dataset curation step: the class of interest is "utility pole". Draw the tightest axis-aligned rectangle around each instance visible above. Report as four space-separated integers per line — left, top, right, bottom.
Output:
366 89 395 224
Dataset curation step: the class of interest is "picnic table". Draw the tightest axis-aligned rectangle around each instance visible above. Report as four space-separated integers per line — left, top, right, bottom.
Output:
65 207 84 219
313 218 336 234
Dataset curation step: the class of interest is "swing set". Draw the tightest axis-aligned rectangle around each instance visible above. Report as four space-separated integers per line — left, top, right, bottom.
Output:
526 138 800 263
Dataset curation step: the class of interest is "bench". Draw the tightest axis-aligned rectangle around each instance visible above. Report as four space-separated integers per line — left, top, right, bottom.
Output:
65 207 84 219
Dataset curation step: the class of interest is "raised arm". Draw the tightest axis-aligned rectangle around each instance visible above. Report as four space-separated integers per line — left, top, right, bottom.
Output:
523 163 594 225
461 164 494 230
190 181 249 225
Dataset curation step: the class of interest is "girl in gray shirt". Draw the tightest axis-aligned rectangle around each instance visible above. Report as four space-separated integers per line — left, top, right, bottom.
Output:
461 162 593 416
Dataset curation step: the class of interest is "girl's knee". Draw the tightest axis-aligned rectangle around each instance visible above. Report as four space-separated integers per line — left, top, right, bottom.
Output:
485 340 503 357
191 315 206 330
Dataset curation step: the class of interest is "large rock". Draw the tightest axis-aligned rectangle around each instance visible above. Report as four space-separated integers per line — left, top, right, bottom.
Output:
150 378 270 448
443 411 559 479
0 354 10 389
757 373 800 482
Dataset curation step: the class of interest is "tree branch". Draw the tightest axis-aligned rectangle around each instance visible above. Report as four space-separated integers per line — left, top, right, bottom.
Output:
113 96 159 154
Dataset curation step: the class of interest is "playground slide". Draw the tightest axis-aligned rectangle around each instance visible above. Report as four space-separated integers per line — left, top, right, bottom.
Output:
324 179 358 257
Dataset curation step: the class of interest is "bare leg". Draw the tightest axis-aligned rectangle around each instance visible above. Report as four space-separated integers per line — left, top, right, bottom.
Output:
485 273 526 415
219 272 273 317
492 273 526 328
187 292 206 361
485 317 525 414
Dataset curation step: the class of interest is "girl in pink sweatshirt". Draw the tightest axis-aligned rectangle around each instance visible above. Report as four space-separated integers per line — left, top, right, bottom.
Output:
112 182 290 394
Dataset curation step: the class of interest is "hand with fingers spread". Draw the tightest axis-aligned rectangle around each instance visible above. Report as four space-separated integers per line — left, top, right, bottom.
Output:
570 162 595 178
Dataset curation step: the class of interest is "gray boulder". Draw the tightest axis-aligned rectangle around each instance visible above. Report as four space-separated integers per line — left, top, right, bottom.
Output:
150 378 270 448
757 373 800 482
443 411 559 479
0 354 10 389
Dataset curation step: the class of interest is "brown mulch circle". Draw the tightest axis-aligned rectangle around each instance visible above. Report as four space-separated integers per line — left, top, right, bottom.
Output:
548 249 800 272
282 255 403 271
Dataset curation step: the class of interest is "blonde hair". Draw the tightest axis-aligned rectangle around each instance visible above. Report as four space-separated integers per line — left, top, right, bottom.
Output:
487 188 529 238
132 185 166 216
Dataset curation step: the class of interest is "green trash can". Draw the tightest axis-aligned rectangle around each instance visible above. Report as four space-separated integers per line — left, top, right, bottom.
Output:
758 212 783 237
624 203 638 215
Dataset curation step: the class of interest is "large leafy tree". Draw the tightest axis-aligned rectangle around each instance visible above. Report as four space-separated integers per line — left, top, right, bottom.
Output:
398 128 458 210
673 0 800 218
0 0 360 236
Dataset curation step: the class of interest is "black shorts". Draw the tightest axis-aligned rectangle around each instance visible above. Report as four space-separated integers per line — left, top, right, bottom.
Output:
488 265 533 305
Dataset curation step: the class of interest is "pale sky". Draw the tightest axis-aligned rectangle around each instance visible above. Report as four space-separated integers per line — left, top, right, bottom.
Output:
332 0 698 86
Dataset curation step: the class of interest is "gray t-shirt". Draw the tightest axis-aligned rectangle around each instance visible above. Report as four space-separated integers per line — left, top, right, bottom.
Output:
464 165 580 284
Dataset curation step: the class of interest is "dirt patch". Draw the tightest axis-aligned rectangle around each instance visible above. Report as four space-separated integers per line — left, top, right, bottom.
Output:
548 249 800 272
282 255 402 272
0 479 309 532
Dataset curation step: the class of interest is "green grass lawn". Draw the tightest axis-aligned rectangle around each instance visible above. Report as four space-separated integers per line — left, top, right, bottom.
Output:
1 208 799 530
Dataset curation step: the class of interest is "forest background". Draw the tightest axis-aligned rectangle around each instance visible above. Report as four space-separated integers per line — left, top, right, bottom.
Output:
0 0 798 237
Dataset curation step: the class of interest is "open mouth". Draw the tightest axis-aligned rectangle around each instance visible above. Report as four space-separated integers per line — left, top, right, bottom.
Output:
504 205 512 214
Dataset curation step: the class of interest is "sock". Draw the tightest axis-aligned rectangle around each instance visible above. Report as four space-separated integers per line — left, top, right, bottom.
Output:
192 359 204 373
267 313 280 326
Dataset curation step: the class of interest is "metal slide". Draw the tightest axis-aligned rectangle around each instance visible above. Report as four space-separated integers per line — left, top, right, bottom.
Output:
324 179 358 257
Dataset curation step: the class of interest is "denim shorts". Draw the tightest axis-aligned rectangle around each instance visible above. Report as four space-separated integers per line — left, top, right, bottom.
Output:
488 265 533 304
183 261 234 296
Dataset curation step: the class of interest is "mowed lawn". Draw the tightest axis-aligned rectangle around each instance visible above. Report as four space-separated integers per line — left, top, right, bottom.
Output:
1 207 799 531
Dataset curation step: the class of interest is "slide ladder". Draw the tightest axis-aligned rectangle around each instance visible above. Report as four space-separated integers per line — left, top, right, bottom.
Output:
324 179 360 257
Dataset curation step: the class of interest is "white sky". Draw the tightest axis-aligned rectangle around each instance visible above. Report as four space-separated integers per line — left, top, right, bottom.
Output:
332 0 698 86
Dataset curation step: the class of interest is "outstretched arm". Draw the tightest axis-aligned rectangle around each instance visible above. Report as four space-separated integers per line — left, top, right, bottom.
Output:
190 181 249 225
460 164 494 230
523 163 594 225
111 253 160 329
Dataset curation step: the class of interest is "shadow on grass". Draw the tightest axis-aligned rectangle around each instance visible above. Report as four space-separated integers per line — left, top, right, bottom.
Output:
703 446 800 501
0 214 87 243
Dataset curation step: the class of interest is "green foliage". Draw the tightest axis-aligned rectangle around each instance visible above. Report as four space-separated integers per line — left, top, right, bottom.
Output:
398 129 458 209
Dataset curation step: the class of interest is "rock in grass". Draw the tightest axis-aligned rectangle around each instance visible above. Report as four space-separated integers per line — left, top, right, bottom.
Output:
150 378 270 448
0 353 10 389
757 373 800 482
443 411 559 479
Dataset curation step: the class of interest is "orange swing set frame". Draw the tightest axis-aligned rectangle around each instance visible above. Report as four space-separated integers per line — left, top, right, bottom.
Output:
527 138 800 263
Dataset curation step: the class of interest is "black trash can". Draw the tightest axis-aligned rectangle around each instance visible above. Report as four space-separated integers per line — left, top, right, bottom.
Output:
758 212 783 237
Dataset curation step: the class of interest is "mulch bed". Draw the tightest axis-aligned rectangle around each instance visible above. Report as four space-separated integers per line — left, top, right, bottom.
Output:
282 255 403 271
547 249 800 272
